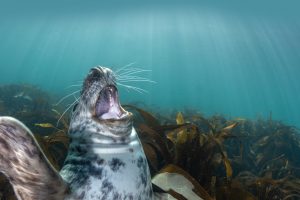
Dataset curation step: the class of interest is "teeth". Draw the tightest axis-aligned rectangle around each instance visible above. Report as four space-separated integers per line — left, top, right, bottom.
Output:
96 85 125 120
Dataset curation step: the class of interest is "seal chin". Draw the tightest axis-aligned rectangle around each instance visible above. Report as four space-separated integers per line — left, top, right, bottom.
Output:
94 85 129 121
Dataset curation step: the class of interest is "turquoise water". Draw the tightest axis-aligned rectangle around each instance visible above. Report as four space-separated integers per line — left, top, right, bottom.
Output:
0 1 300 127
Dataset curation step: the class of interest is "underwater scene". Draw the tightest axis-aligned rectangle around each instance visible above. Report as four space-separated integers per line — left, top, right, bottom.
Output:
1 0 300 199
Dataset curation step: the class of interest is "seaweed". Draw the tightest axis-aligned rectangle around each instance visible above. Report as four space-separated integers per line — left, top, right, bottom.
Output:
1 84 300 199
126 106 300 199
0 84 61 135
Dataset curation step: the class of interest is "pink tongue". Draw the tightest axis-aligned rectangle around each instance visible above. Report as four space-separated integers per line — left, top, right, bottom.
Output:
101 99 122 119
97 86 123 120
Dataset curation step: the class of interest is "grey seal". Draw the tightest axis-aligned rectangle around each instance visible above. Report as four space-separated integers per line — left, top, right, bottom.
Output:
0 67 153 200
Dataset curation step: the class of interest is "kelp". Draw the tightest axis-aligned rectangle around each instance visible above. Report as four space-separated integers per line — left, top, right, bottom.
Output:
126 106 300 199
1 84 300 199
0 84 61 135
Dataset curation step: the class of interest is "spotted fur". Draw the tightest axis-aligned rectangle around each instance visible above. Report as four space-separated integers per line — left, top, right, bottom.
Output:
0 117 69 199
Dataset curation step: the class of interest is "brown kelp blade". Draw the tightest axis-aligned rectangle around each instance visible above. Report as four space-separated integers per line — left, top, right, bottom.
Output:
176 112 185 125
142 142 159 172
217 180 256 200
152 123 192 133
138 124 172 163
35 123 56 128
223 156 233 179
123 105 160 127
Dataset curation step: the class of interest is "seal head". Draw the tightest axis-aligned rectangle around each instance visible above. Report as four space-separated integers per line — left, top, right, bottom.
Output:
69 67 133 139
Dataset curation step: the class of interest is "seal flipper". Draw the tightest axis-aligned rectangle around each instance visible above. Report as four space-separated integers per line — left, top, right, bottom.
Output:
0 117 69 200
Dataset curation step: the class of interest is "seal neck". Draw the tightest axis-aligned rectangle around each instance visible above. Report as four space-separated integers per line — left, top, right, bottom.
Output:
69 126 138 146
68 113 134 142
68 128 141 155
94 113 133 137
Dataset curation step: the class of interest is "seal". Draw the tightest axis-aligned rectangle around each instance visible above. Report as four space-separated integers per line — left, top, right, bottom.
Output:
0 66 153 200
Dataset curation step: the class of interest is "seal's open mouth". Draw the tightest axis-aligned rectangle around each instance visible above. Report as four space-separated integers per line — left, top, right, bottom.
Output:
95 85 127 120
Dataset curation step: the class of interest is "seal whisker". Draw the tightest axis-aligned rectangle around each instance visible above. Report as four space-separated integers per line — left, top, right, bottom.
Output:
115 67 147 78
117 73 156 84
54 90 81 106
65 84 82 89
117 82 149 94
117 74 151 79
117 69 148 76
117 68 152 77
118 79 156 83
117 74 155 81
65 99 79 108
115 62 137 74
116 68 155 84
56 97 79 126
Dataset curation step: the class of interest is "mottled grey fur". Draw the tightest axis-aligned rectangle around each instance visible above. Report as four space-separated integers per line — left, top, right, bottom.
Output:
0 117 68 199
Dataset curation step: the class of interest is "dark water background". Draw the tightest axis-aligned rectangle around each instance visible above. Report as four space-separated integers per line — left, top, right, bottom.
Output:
0 0 299 127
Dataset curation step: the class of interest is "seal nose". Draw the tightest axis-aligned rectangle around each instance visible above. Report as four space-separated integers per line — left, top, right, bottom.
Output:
86 66 115 86
91 66 112 75
91 66 104 73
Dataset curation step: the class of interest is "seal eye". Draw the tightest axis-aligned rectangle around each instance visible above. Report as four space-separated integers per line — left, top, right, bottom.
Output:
72 103 78 112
